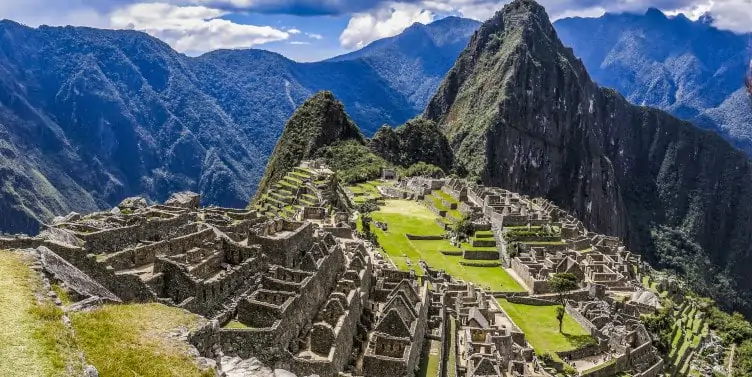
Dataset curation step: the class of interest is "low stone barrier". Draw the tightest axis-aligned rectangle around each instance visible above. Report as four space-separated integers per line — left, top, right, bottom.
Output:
459 261 502 267
440 250 463 256
506 296 557 306
406 234 445 241
462 250 499 260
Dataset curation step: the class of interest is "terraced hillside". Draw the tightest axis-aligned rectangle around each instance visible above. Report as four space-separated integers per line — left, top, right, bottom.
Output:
254 165 334 220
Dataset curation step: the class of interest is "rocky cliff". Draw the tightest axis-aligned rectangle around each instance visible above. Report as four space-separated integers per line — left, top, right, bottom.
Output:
255 91 366 199
426 0 752 313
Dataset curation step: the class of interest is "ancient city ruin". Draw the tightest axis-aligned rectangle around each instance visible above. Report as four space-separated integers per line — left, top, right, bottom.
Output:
0 162 686 377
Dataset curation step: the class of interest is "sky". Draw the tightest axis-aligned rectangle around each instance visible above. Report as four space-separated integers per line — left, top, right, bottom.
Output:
0 0 750 62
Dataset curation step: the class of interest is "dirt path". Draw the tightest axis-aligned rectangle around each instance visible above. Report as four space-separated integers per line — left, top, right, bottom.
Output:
728 343 736 377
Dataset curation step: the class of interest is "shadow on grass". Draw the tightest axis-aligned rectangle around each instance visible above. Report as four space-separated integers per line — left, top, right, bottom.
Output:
562 332 597 348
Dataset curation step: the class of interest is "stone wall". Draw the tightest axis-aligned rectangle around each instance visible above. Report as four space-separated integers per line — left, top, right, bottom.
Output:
462 250 499 261
565 301 603 339
581 354 628 377
248 221 314 267
233 243 345 364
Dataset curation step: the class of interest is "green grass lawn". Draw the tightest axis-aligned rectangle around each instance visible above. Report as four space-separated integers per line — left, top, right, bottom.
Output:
371 200 524 292
497 299 595 356
70 303 213 377
1 250 83 377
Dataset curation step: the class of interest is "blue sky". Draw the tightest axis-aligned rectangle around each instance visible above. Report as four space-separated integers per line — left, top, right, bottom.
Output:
0 0 750 62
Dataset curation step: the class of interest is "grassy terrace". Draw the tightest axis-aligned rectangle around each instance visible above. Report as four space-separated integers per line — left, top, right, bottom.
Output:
71 303 213 377
347 181 384 203
370 200 524 292
1 250 82 377
497 299 595 358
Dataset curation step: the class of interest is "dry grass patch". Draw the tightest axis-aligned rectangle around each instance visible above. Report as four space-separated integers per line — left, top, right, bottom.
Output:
70 303 212 377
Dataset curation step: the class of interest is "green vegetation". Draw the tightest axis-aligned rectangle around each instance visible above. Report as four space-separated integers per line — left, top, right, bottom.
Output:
223 320 250 329
417 340 441 377
0 250 82 377
70 303 213 377
498 299 595 357
401 162 446 178
316 140 388 185
370 200 524 292
255 91 365 200
370 118 454 172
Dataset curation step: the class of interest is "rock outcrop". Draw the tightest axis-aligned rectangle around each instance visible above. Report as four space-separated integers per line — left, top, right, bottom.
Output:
425 0 752 313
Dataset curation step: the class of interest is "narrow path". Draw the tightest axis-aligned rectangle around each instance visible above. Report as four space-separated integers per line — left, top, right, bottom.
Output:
728 343 736 377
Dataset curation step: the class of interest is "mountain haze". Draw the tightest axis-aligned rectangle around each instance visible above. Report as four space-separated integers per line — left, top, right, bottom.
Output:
0 18 477 234
554 10 752 154
426 0 752 313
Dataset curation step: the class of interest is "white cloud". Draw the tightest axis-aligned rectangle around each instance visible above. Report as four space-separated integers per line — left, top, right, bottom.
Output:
339 2 434 49
307 32 324 39
109 2 289 53
704 0 752 33
289 41 311 44
287 28 302 34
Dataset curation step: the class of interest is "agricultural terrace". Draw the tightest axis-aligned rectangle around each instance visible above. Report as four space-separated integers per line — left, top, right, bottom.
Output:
368 200 524 292
497 299 595 357
346 180 389 204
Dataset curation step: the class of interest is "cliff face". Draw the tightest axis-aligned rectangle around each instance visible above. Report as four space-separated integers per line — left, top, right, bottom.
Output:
426 0 752 312
255 91 365 199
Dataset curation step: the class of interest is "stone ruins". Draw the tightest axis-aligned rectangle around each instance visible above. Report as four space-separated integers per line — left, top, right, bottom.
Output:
0 165 669 377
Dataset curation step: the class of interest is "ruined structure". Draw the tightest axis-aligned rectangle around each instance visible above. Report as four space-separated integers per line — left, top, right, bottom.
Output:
0 171 670 377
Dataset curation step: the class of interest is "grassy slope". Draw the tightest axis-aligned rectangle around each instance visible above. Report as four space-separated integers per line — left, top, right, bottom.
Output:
498 299 595 355
70 304 213 377
0 250 82 377
371 200 524 292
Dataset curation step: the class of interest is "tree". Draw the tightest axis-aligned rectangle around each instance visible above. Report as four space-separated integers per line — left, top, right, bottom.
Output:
556 306 566 333
550 273 580 306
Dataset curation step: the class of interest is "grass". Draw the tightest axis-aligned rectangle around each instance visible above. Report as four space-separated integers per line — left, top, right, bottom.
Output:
0 250 82 377
371 200 524 292
223 320 250 329
448 317 457 377
52 284 72 305
70 303 214 377
497 299 595 356
417 340 441 377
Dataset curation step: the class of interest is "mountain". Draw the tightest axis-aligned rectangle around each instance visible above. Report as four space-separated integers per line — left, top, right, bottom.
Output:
255 91 365 198
328 16 481 111
370 118 454 171
554 10 752 154
0 17 477 234
426 0 752 314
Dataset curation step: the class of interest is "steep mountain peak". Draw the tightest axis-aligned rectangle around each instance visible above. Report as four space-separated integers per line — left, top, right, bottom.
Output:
645 7 667 19
254 91 364 199
426 0 752 314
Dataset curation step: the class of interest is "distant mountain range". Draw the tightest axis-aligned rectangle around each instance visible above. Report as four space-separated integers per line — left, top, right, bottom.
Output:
555 9 752 153
1 8 750 236
0 17 478 233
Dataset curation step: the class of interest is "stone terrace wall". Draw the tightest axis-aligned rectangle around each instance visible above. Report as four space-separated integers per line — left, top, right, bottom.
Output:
248 221 314 267
0 237 155 302
232 244 346 364
565 301 604 339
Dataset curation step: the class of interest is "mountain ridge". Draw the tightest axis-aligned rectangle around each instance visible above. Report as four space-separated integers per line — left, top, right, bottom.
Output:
554 8 752 155
426 0 752 314
0 17 477 234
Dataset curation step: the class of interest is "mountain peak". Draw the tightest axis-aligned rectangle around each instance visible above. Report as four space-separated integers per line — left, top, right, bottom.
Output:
254 91 364 199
